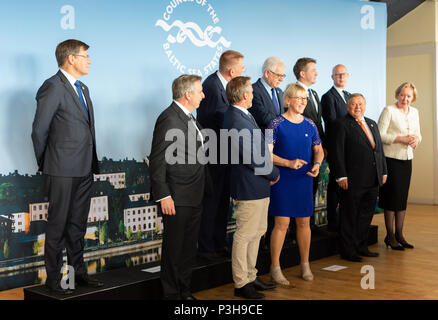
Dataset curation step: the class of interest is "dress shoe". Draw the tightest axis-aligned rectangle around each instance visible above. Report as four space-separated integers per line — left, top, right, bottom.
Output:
45 283 74 295
359 250 379 257
395 233 414 249
234 283 265 300
341 254 363 262
76 274 104 288
251 277 276 291
182 294 197 300
384 235 404 251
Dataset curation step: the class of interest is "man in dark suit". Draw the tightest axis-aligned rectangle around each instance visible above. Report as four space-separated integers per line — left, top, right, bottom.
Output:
249 57 286 130
196 50 245 260
293 57 325 197
223 76 280 300
150 74 209 300
332 94 387 262
31 39 102 294
321 64 350 232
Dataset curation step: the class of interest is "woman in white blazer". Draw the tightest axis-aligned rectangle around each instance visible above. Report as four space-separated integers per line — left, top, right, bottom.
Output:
378 82 421 250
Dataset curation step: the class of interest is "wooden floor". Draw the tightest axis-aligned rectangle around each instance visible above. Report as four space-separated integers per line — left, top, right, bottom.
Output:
1 204 437 300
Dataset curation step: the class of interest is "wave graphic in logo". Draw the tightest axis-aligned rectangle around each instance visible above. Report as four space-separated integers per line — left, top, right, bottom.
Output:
155 19 231 48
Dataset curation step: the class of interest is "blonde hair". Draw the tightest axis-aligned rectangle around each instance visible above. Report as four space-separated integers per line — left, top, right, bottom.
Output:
283 83 306 104
395 82 417 103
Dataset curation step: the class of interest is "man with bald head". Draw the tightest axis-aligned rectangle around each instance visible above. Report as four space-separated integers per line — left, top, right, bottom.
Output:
321 64 351 232
249 57 286 130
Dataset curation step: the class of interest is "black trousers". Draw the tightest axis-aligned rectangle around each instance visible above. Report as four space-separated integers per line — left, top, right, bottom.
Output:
161 205 202 299
44 173 92 285
339 186 378 257
326 171 341 229
198 164 230 253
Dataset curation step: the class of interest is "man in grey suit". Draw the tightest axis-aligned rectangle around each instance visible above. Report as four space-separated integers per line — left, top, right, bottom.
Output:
32 39 102 294
149 74 210 300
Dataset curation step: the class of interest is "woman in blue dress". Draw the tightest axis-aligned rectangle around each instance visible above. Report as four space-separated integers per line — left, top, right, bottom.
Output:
267 83 323 285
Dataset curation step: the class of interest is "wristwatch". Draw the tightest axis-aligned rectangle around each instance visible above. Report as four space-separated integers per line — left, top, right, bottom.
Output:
314 161 322 166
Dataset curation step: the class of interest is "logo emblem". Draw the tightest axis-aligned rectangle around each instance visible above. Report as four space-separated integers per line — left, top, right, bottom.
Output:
155 1 231 76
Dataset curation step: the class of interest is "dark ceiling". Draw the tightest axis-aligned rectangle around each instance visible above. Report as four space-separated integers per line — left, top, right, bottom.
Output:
370 0 425 26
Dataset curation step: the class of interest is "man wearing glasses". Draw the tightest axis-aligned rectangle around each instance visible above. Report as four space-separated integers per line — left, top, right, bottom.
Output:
249 57 286 131
321 64 351 232
32 39 102 295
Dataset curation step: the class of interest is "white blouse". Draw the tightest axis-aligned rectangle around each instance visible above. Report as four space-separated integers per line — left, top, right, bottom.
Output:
378 104 421 160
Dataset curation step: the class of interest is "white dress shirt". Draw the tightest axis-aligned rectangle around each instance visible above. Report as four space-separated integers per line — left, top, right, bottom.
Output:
59 68 87 106
378 104 421 160
297 81 318 112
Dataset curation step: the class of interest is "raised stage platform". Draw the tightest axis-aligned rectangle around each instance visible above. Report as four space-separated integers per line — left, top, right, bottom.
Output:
23 225 378 300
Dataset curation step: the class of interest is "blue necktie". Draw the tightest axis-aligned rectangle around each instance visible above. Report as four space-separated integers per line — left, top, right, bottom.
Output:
343 90 350 103
74 80 90 120
271 88 280 115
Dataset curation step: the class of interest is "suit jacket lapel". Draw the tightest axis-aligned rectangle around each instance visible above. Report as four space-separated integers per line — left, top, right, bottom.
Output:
331 86 345 104
349 115 373 149
214 73 228 105
256 79 278 115
171 102 202 147
57 71 90 123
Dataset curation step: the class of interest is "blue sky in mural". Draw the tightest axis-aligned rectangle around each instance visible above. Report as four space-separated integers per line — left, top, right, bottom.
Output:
0 0 386 174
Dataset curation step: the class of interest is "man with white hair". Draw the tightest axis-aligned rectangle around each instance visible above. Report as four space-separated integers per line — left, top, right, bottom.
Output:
249 57 286 130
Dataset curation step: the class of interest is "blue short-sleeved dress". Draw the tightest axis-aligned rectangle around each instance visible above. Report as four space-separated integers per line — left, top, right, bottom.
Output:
267 115 321 218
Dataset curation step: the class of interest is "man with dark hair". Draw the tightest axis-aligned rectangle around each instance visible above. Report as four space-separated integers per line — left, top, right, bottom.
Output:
293 57 325 197
32 39 102 295
223 76 279 300
332 94 387 262
150 74 210 300
196 50 245 260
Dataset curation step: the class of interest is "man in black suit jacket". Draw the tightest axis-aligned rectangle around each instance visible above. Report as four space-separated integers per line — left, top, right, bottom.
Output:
150 74 209 300
321 64 350 232
31 39 102 294
332 94 387 262
293 57 325 197
196 50 245 259
249 57 286 131
223 77 280 300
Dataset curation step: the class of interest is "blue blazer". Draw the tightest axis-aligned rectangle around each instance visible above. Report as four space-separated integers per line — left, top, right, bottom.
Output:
249 78 284 131
196 72 228 133
223 106 279 200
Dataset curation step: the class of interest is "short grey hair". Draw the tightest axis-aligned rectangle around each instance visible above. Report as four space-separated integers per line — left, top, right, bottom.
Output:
172 74 202 100
262 57 285 75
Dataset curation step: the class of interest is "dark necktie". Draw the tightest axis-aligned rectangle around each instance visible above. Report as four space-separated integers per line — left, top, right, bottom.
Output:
189 114 204 148
308 89 318 114
74 80 90 120
271 88 280 115
343 90 350 103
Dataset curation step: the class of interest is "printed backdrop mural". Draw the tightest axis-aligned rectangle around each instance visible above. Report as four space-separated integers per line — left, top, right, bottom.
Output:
0 0 386 291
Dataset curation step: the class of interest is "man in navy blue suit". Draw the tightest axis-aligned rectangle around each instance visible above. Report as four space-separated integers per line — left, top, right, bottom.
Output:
321 64 351 232
223 76 280 300
196 50 245 260
31 39 103 294
249 57 285 131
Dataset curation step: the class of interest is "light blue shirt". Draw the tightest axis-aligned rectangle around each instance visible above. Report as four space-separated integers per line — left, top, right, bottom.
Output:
261 77 278 103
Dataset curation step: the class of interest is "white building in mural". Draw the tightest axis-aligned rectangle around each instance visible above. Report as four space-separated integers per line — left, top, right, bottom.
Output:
129 193 150 202
88 196 109 223
94 172 126 189
30 202 49 222
124 201 162 234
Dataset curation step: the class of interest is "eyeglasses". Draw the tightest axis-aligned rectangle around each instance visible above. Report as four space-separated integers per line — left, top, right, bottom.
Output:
292 97 308 102
269 70 286 78
334 73 349 78
74 54 90 60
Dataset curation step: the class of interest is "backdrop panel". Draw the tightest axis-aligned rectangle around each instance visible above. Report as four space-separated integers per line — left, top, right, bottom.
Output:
0 0 386 291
